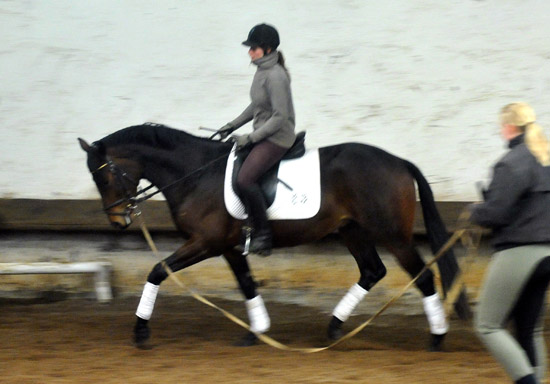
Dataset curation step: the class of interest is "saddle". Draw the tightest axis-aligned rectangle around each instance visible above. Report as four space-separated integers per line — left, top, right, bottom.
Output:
231 131 306 207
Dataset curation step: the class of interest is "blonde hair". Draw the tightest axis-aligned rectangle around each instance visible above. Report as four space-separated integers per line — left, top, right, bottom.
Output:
500 102 550 166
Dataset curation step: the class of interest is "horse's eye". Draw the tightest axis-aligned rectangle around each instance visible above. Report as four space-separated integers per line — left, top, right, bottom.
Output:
93 174 110 187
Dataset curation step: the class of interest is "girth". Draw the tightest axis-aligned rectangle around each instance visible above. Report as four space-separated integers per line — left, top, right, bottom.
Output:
231 131 306 207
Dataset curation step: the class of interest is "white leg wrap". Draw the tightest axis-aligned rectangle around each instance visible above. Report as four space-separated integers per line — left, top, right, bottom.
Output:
423 293 449 335
136 282 159 320
245 295 270 334
332 283 368 322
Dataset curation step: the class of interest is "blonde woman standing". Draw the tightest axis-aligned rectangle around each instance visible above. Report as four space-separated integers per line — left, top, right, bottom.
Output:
470 102 550 384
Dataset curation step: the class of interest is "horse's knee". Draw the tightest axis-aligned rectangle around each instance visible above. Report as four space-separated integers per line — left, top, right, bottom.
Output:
147 262 169 285
415 269 436 297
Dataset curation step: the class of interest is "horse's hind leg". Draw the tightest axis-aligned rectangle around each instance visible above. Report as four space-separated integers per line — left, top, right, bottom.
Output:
388 242 448 351
328 223 387 340
224 250 269 346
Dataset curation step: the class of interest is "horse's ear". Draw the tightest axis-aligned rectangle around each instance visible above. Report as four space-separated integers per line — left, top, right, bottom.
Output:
78 138 91 152
78 138 105 155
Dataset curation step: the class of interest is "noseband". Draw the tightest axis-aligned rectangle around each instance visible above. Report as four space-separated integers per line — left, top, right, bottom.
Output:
91 157 142 217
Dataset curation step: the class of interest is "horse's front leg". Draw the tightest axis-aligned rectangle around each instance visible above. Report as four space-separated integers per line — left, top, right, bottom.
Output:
134 238 210 348
224 250 270 346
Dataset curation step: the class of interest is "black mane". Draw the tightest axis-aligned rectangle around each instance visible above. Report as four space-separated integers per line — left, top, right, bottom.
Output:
99 123 211 150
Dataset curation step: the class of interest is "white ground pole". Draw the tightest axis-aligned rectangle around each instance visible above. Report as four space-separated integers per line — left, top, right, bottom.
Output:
0 262 113 302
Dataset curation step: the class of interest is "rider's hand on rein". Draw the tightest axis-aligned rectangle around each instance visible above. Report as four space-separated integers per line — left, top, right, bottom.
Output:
217 123 236 140
231 134 252 150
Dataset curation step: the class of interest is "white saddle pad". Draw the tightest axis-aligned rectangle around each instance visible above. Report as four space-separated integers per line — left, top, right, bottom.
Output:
224 145 321 220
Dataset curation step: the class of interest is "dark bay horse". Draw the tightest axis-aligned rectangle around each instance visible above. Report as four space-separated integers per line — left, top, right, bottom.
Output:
78 123 470 350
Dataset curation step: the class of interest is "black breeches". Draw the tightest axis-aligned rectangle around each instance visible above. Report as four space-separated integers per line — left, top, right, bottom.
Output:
236 140 288 190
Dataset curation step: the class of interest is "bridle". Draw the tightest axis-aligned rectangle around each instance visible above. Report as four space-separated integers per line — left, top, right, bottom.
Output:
91 156 144 219
90 152 230 218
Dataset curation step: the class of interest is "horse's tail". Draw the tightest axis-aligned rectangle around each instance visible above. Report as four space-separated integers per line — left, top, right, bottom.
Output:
404 160 471 320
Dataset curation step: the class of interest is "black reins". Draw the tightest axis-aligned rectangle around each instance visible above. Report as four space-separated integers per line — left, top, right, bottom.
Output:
92 152 230 213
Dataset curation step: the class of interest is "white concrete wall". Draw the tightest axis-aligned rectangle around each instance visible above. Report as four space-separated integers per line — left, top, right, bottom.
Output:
2 0 550 201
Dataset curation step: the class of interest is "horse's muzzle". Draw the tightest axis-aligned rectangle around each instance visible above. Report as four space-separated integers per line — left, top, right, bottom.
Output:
110 219 131 230
106 207 134 229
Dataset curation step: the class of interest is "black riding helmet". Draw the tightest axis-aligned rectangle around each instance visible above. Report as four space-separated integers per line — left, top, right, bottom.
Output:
242 23 280 50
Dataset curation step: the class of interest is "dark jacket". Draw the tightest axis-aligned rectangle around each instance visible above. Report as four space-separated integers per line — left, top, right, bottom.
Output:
229 51 296 148
470 134 550 250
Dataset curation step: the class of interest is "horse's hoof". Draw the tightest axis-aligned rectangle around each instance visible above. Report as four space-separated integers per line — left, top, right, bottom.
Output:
327 316 344 340
428 333 446 352
328 327 343 341
234 332 258 347
134 325 151 349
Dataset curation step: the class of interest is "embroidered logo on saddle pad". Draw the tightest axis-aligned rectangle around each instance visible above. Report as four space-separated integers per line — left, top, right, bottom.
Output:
224 146 321 220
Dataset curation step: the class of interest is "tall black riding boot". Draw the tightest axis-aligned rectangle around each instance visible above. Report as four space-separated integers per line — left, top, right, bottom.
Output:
241 185 272 256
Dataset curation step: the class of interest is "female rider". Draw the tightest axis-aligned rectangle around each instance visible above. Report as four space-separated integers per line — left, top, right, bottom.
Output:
218 23 296 256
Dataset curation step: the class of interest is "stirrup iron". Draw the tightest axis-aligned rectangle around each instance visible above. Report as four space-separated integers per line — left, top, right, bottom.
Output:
242 225 252 256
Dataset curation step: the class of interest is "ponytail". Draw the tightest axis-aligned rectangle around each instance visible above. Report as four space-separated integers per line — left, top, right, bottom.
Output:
501 102 550 166
277 51 290 80
525 122 550 166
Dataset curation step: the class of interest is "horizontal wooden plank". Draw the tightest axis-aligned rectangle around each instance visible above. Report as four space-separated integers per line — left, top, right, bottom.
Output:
0 199 472 234
0 199 174 232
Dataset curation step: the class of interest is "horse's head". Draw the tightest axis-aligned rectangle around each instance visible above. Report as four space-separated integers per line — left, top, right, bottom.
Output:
78 138 142 229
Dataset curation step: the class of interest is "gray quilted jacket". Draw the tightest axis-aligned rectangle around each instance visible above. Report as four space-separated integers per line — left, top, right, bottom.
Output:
470 134 550 250
229 51 296 148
